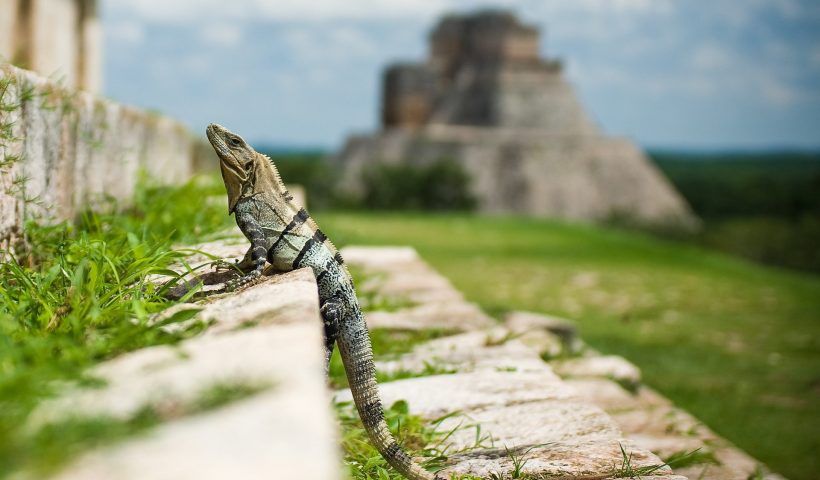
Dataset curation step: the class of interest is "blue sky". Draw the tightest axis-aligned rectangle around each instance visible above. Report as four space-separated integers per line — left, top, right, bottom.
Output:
102 0 820 150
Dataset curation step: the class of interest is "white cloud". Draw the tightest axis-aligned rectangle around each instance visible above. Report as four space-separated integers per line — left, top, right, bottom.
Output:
200 25 243 47
758 76 799 107
104 0 451 23
810 46 820 68
254 0 451 21
103 0 672 24
180 54 213 75
106 21 144 44
690 44 732 70
281 25 377 63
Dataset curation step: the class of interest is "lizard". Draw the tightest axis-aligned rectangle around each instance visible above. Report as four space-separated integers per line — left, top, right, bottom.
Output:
205 124 436 480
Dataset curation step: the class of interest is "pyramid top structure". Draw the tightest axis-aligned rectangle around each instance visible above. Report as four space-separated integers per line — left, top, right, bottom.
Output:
382 10 595 135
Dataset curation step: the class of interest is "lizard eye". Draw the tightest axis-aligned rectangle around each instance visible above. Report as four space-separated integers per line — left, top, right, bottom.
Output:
229 136 242 147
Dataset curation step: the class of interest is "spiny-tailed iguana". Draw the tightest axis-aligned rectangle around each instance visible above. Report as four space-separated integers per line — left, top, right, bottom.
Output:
206 124 435 480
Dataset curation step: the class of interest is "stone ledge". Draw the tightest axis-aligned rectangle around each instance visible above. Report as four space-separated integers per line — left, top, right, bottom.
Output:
336 246 676 479
341 246 496 331
335 371 677 479
29 267 339 480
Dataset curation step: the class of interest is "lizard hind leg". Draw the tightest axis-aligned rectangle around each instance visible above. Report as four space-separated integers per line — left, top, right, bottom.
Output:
320 296 344 375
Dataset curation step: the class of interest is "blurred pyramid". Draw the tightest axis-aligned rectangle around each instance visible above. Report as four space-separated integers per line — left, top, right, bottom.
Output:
334 10 696 228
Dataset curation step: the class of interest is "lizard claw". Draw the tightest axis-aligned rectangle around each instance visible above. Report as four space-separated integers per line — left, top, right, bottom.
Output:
224 270 264 292
211 258 239 272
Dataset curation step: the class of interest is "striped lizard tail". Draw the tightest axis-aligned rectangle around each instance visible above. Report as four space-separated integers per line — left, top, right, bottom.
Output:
337 311 435 480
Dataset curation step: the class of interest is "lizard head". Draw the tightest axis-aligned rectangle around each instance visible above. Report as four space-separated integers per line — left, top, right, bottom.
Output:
206 123 256 213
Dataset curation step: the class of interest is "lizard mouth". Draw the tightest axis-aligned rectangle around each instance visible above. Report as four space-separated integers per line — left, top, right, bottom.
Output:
206 123 230 156
207 123 246 177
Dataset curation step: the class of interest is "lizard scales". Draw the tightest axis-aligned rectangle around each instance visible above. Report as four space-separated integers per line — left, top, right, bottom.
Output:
206 124 434 480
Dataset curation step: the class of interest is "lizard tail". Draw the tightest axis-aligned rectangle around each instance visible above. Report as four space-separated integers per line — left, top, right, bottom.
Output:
337 312 435 480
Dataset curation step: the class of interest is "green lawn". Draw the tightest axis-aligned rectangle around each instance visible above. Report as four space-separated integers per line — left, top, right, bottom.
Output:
314 211 820 480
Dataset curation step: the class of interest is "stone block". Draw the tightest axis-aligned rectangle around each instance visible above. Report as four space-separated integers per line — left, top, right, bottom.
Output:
505 310 578 344
376 327 551 376
343 246 465 303
0 1 17 62
31 0 80 89
0 65 24 251
336 371 678 479
563 378 646 412
342 246 496 331
366 301 494 331
29 269 339 480
553 355 642 389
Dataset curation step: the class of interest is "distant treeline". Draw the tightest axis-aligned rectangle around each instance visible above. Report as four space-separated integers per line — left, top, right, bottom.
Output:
650 150 820 274
650 151 820 219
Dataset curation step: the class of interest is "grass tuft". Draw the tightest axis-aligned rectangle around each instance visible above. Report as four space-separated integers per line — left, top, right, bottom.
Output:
336 399 491 479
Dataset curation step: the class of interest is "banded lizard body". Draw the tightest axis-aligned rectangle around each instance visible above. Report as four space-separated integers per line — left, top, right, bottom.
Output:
206 124 435 480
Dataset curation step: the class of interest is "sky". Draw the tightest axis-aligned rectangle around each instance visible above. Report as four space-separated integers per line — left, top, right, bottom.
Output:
102 0 820 151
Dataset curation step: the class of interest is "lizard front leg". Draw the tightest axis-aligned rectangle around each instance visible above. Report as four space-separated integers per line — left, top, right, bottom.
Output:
226 214 268 291
320 294 344 374
212 246 256 272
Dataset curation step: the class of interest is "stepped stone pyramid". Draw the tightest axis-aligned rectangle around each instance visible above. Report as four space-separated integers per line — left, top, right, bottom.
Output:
334 10 696 227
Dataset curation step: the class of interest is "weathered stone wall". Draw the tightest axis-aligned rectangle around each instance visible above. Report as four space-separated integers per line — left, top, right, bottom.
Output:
381 64 436 129
0 0 101 93
0 63 213 252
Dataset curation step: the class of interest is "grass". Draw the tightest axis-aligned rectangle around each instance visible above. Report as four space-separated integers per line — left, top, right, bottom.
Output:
611 443 670 478
329 327 459 389
0 173 235 477
662 447 719 470
348 263 419 313
336 398 491 480
314 211 820 480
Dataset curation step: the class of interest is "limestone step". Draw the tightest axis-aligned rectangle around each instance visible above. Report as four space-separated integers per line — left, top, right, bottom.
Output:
341 246 497 331
27 243 340 480
502 310 787 480
340 246 683 479
341 246 787 480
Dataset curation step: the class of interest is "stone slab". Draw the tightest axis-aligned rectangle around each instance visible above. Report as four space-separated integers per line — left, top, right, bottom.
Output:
553 355 642 388
376 327 550 376
47 388 337 480
30 268 339 480
568 378 784 480
336 370 678 479
341 246 467 305
366 301 495 331
341 246 496 331
504 310 578 344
